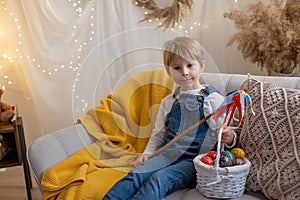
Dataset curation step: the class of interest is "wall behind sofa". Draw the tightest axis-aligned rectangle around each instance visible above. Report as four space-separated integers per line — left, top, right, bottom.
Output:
1 0 269 144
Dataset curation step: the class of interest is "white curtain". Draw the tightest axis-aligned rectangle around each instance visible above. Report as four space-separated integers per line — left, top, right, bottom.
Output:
0 0 262 142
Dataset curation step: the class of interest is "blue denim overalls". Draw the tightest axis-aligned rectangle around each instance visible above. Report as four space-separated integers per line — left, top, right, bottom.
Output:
103 86 220 200
162 85 218 163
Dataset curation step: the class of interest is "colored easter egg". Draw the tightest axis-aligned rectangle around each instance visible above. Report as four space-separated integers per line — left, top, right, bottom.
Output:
221 150 236 161
219 156 233 167
231 148 246 159
206 151 217 160
200 155 213 166
234 158 245 165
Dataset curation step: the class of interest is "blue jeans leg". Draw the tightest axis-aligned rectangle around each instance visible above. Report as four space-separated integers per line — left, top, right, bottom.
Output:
103 170 154 200
132 159 196 200
103 156 196 200
103 154 170 200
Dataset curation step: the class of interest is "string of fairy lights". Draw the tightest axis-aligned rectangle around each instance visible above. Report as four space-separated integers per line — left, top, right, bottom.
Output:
0 0 95 90
0 0 16 89
28 0 95 76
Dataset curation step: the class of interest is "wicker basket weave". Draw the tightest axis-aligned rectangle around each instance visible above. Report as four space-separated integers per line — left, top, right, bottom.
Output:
193 127 251 199
193 154 251 199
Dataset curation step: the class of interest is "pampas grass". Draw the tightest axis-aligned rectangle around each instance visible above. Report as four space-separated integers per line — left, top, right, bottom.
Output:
224 0 300 75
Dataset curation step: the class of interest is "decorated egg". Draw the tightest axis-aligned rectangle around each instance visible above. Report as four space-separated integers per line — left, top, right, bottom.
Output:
221 150 236 162
231 148 246 159
206 150 217 160
234 158 245 165
219 156 233 167
200 155 213 166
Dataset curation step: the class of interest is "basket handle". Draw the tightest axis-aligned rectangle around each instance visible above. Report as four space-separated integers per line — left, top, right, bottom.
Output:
214 126 225 169
207 125 225 185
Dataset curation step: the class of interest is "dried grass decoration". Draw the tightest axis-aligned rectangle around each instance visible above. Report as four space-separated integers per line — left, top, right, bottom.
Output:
224 0 300 75
133 0 193 29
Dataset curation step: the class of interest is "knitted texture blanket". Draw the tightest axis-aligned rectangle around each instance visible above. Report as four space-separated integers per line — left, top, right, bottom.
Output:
41 68 175 200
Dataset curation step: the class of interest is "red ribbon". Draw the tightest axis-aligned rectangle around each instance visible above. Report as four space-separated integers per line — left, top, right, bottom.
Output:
213 91 244 126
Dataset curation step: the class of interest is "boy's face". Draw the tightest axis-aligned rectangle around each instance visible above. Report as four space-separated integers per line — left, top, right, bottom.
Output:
168 54 204 91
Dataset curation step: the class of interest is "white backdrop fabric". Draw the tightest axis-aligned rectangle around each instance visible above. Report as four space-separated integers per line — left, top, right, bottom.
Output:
3 0 264 142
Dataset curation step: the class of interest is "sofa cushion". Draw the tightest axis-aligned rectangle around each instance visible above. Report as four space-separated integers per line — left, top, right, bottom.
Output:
238 78 300 200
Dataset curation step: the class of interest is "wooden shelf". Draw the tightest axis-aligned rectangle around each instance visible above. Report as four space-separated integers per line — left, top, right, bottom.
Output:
0 106 22 167
0 124 14 133
0 106 32 200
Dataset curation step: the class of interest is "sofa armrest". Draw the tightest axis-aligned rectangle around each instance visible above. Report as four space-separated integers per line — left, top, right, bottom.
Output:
26 123 95 192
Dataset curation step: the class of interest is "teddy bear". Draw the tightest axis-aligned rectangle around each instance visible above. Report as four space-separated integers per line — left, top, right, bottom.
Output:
0 88 14 122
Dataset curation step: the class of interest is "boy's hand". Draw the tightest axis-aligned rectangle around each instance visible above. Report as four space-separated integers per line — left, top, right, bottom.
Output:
134 154 150 167
220 127 234 146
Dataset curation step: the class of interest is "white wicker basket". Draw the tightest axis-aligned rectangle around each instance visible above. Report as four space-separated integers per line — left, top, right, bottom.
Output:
193 154 251 199
193 128 251 199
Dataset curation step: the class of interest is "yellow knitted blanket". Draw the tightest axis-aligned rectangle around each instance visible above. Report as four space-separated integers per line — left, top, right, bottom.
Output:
41 68 175 200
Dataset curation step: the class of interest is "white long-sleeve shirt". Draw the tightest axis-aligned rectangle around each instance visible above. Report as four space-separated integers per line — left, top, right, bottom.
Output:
143 87 236 155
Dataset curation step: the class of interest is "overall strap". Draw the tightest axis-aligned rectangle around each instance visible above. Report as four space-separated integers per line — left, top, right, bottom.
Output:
202 85 219 95
172 86 181 99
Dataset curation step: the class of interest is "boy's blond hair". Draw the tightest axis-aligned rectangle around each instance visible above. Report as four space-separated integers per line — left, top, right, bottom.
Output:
163 36 204 74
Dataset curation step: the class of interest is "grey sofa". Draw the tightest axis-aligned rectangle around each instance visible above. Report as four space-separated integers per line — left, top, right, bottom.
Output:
27 72 300 199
